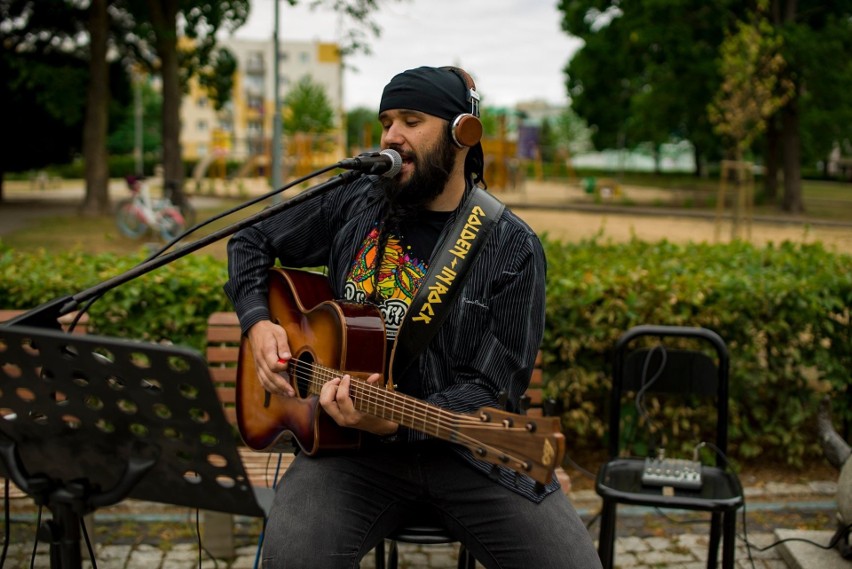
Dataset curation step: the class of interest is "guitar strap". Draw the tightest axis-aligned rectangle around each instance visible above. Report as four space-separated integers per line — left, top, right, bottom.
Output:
389 186 505 385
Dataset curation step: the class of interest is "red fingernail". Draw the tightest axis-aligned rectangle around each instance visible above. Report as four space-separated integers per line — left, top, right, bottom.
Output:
277 358 287 364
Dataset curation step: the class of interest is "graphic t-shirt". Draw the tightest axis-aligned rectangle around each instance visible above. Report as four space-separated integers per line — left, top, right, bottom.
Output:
343 211 450 394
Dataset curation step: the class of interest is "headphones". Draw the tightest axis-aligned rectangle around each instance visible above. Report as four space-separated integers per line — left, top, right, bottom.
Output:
441 66 483 148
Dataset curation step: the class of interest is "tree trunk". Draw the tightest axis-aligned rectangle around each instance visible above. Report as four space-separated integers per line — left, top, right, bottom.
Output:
80 0 110 216
763 115 780 203
693 143 704 178
778 0 804 213
780 98 804 213
150 0 187 209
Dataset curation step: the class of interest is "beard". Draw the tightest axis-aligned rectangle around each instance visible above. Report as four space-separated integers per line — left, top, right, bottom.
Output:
380 132 458 220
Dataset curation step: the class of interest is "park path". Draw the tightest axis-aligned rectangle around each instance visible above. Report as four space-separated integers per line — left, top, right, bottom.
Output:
2 177 852 254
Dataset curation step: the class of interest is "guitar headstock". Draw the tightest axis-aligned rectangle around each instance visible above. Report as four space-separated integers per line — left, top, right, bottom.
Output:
454 407 566 485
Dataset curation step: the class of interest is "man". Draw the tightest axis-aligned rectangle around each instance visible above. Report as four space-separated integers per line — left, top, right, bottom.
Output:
225 66 601 568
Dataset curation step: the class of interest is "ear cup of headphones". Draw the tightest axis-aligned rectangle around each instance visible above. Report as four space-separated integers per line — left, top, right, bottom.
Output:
451 113 483 147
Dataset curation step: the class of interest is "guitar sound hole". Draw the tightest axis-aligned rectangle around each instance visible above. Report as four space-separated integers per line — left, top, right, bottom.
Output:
292 353 315 398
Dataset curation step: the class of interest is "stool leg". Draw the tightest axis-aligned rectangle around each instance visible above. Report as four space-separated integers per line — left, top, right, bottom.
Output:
458 544 475 569
388 540 399 569
707 512 721 568
597 500 617 569
722 511 736 569
375 539 386 569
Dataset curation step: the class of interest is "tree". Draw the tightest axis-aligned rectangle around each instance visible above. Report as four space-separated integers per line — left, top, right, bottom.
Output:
80 0 110 214
559 0 740 176
108 79 163 156
708 7 793 166
121 0 402 207
283 76 336 135
559 0 852 212
0 50 86 201
120 0 248 208
0 0 121 211
764 0 852 212
346 107 382 153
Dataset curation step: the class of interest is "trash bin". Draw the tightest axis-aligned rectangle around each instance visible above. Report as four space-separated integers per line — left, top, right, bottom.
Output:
582 177 596 194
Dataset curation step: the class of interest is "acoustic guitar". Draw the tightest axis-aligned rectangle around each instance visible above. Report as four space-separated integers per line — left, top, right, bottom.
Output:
236 268 565 485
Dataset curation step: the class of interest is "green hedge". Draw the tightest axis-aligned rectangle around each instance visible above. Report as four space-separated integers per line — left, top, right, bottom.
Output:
0 246 231 353
541 237 852 466
2 239 850 465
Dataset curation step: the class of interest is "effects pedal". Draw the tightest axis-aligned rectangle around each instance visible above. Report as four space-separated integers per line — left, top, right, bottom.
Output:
641 456 703 490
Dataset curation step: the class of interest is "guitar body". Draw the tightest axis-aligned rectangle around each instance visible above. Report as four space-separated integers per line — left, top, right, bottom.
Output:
236 268 387 453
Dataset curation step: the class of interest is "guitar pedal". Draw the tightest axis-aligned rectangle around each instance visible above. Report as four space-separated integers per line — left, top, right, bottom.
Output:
641 454 703 491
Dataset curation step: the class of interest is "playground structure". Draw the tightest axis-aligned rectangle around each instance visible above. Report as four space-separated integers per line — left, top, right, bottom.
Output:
189 117 577 197
191 129 345 196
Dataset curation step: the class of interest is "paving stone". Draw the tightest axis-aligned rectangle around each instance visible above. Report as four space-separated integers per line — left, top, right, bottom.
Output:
809 481 838 495
616 535 651 553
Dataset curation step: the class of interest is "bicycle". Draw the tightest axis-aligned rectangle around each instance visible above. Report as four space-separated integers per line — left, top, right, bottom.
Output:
115 176 186 241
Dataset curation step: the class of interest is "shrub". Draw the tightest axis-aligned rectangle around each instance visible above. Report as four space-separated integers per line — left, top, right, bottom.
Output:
541 237 852 465
0 246 231 353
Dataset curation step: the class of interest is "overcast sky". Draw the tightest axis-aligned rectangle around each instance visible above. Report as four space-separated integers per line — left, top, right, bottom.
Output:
231 0 583 110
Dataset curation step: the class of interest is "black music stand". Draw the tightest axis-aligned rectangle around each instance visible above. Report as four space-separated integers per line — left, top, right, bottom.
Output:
0 325 264 568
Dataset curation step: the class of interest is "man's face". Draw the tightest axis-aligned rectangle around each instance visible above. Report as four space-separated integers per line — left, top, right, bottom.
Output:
378 109 457 210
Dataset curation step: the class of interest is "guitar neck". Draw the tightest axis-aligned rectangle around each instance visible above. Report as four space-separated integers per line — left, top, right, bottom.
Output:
301 362 565 486
306 364 464 440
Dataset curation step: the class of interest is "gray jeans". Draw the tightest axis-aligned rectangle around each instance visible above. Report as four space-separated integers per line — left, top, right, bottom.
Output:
261 441 602 569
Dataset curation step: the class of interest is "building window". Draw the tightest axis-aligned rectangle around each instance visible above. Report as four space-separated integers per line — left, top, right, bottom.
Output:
197 119 208 132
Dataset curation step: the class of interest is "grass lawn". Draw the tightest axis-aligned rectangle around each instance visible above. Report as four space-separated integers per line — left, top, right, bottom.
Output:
2 174 851 258
0 198 262 261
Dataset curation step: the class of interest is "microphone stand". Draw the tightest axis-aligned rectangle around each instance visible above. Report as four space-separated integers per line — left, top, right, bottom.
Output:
2 169 363 331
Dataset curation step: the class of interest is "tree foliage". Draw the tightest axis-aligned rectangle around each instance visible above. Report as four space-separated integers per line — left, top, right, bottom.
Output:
107 79 163 155
283 76 336 135
346 107 382 152
560 0 737 172
558 0 852 211
708 5 794 162
0 50 87 199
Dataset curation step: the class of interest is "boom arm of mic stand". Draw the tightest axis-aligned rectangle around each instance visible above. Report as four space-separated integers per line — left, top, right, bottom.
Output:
2 170 362 329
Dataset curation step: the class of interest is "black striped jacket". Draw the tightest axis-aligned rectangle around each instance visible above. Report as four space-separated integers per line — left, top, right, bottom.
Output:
224 175 556 502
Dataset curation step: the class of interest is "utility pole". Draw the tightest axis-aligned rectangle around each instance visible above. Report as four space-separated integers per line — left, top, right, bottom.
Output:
271 0 283 197
133 68 144 176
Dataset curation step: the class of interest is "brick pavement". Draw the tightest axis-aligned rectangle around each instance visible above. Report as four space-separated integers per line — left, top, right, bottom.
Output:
0 480 837 568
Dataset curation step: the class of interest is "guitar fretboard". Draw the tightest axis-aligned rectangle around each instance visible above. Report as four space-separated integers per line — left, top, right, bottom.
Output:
301 362 484 441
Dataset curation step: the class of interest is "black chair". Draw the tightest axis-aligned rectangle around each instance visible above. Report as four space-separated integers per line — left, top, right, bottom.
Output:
374 503 475 569
595 325 744 569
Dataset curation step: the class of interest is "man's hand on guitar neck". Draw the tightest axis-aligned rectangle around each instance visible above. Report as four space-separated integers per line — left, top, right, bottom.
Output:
247 320 296 397
321 374 399 437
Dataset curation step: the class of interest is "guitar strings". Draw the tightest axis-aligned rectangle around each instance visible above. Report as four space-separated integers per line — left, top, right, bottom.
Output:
284 359 547 476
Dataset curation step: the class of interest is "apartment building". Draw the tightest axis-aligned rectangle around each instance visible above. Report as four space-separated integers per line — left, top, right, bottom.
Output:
180 38 343 165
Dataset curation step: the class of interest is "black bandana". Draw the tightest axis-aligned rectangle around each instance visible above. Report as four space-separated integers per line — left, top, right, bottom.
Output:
379 66 473 121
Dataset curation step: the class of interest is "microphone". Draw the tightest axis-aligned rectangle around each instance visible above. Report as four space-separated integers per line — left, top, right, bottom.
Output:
337 149 403 178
